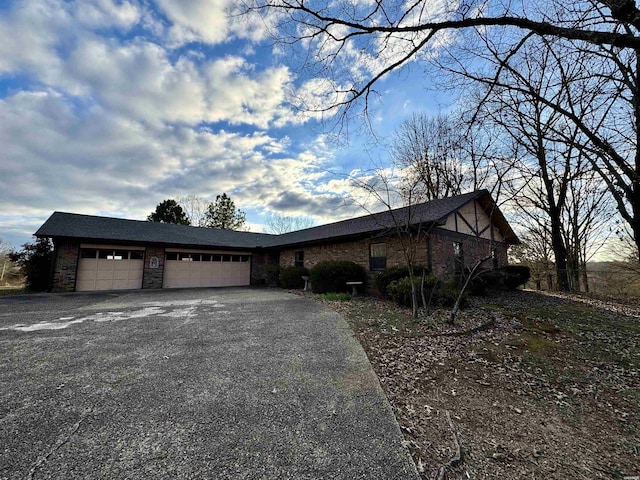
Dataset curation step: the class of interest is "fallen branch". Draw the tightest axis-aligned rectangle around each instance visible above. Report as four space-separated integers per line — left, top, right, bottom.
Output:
439 314 496 337
435 410 464 480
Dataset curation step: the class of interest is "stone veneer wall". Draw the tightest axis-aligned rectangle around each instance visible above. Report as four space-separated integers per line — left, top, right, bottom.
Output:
250 252 269 285
142 246 165 289
50 241 80 292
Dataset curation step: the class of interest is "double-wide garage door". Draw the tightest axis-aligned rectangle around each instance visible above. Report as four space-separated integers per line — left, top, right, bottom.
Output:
77 247 144 292
76 246 251 291
163 250 251 288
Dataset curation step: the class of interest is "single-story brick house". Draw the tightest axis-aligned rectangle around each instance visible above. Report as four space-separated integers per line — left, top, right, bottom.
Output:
35 190 519 292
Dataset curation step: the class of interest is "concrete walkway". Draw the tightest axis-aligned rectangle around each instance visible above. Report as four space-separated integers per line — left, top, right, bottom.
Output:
0 288 418 479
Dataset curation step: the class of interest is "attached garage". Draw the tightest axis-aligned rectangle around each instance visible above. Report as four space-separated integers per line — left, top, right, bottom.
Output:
76 246 144 292
163 249 251 288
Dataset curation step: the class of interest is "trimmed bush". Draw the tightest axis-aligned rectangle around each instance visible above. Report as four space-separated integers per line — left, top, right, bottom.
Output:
310 260 368 294
265 264 281 286
279 266 308 289
502 265 531 290
478 265 531 291
374 265 428 297
386 274 441 308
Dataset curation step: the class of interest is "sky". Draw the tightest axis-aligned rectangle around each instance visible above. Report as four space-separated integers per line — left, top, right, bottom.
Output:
0 0 461 249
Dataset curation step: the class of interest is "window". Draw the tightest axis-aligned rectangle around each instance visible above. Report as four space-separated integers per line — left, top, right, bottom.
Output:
201 254 212 262
453 242 464 274
166 252 178 261
294 251 304 268
80 249 97 259
370 243 387 271
130 251 144 260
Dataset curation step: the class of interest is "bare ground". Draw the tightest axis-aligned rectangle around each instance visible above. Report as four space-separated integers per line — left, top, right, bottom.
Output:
317 290 640 480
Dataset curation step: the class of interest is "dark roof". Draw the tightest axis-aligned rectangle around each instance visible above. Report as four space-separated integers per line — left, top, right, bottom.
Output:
35 212 277 249
269 190 507 246
35 190 519 248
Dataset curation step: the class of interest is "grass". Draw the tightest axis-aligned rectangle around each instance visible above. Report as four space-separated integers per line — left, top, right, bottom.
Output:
0 285 25 297
317 292 352 301
322 290 640 479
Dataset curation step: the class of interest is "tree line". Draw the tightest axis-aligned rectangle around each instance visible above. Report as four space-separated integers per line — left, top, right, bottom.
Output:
244 0 640 291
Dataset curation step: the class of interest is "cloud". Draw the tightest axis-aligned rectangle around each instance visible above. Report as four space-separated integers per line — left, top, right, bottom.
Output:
74 0 141 29
156 0 274 47
0 89 358 245
0 0 374 248
0 1 71 81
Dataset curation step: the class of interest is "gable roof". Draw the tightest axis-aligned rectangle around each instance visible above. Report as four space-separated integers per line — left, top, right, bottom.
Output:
269 190 510 246
35 190 519 249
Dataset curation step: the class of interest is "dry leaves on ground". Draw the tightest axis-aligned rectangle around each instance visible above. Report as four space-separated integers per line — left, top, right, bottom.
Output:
319 290 640 480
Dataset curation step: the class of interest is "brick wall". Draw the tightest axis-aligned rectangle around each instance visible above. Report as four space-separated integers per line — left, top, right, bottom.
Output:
51 241 79 292
280 236 429 272
142 246 165 289
430 228 508 276
280 230 509 278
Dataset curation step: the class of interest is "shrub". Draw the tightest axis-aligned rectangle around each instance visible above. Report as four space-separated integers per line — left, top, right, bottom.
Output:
501 265 531 290
310 260 368 294
437 277 466 308
265 264 281 286
387 274 441 308
279 266 308 289
374 265 428 297
8 238 53 292
478 265 531 291
386 277 414 307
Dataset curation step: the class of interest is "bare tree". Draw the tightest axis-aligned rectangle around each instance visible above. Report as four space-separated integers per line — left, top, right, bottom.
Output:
510 230 555 290
392 113 466 201
561 164 614 292
470 36 595 291
245 0 640 260
264 212 314 234
178 195 211 227
0 239 20 285
349 165 432 319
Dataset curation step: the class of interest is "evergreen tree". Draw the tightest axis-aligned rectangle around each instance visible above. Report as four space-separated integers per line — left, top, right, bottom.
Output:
204 193 246 230
147 199 191 225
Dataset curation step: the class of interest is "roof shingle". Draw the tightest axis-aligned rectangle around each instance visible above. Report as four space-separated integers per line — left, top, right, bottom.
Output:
35 190 518 248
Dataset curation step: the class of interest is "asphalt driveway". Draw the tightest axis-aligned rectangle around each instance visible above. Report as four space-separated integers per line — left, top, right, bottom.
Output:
0 288 417 479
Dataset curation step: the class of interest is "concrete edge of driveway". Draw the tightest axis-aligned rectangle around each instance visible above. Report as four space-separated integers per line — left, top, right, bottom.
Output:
318 300 420 478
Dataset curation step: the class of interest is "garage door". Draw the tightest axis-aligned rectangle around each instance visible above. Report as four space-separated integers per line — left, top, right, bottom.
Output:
163 251 251 288
77 247 144 291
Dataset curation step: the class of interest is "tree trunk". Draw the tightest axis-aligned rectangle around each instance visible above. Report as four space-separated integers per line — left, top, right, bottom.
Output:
551 227 570 291
408 268 418 319
450 253 493 325
581 262 590 293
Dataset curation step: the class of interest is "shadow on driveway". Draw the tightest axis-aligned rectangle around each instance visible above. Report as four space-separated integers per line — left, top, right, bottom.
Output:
0 288 417 479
